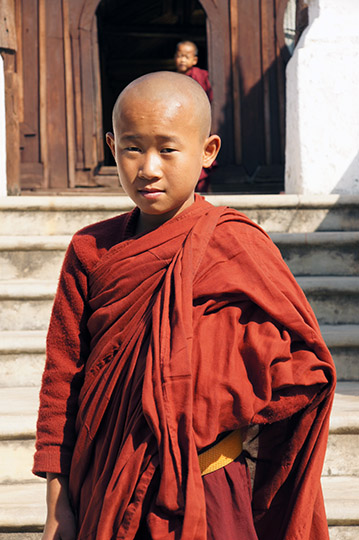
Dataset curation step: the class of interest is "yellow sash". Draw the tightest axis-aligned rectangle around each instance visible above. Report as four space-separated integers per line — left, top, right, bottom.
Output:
198 429 243 476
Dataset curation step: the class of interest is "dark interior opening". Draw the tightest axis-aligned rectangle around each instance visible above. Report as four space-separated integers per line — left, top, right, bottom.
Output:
96 0 208 166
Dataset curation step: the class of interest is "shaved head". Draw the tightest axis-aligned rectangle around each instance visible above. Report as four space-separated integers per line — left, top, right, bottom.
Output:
112 71 212 141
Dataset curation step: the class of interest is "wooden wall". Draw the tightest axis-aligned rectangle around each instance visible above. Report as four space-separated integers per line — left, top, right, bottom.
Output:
3 0 292 192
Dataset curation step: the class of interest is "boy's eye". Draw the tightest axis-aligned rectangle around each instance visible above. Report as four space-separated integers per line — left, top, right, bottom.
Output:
125 147 141 153
161 148 177 154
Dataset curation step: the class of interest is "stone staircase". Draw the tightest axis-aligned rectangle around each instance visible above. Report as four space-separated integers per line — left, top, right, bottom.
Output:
0 194 358 539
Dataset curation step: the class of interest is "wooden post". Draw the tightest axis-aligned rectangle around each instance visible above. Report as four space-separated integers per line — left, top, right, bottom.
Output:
229 0 242 165
63 0 76 187
0 0 20 194
2 52 20 194
38 0 49 187
260 0 275 165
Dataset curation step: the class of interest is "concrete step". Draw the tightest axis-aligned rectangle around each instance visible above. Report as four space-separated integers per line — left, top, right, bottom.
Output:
296 276 359 325
323 476 359 526
0 482 45 529
0 281 55 332
0 284 53 333
1 194 359 235
0 386 39 440
321 325 359 381
0 324 358 390
0 476 357 531
1 231 358 281
0 534 42 540
1 276 358 332
271 231 359 276
329 527 359 540
0 331 45 388
0 236 68 281
0 383 357 484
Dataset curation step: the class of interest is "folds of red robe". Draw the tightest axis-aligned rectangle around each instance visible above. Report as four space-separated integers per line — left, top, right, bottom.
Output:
33 195 336 540
185 67 215 193
186 67 213 102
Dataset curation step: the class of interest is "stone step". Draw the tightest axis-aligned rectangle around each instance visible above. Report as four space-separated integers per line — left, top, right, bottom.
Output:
321 325 359 381
0 235 68 281
329 527 359 540
0 323 358 389
271 231 359 276
0 476 357 531
1 230 358 281
0 281 54 332
1 194 359 235
1 276 358 332
0 331 45 388
323 476 359 526
0 383 357 484
296 276 359 325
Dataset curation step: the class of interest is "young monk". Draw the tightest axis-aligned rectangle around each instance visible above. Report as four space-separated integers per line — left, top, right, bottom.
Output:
174 41 213 101
33 71 336 540
175 40 214 192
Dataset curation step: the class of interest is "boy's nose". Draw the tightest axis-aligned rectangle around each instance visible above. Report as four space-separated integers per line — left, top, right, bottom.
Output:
138 153 162 180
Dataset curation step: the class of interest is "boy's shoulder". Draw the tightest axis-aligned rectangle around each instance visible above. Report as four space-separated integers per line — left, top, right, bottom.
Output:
208 204 279 258
69 210 134 265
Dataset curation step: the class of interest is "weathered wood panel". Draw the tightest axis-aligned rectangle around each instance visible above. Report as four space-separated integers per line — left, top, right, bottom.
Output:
45 0 68 188
2 52 20 194
20 0 40 166
12 0 291 192
205 0 234 164
0 0 17 51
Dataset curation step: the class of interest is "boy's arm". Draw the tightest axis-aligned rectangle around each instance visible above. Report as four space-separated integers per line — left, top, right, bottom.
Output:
42 474 76 540
34 239 91 477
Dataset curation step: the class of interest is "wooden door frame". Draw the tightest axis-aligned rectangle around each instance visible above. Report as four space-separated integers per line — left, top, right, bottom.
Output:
72 0 236 175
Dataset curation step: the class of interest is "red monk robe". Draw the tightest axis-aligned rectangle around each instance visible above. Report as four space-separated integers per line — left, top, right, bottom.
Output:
33 195 336 540
185 67 215 192
186 67 213 102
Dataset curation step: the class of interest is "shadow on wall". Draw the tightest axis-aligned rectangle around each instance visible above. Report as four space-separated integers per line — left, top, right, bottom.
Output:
331 152 359 195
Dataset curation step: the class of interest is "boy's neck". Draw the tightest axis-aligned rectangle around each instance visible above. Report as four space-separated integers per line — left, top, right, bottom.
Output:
136 197 196 235
136 212 170 235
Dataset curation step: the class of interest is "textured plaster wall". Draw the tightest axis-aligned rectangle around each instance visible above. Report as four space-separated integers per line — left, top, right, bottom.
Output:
285 0 359 194
0 55 6 197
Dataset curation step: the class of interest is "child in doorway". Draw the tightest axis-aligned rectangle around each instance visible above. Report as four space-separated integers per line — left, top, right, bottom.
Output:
33 71 335 540
175 40 213 102
175 40 214 191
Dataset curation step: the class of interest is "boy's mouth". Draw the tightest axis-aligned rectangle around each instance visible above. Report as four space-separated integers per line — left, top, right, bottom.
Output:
138 188 164 199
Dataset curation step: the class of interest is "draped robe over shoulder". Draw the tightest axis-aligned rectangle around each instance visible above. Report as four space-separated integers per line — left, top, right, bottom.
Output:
33 196 336 540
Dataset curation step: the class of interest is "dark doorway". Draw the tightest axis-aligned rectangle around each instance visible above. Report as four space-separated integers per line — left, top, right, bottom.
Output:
96 0 208 166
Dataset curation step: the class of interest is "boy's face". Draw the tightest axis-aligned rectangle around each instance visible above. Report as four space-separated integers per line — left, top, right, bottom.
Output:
175 43 198 74
107 94 218 225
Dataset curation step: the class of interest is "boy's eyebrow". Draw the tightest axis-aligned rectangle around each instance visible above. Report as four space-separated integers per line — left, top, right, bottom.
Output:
120 134 183 145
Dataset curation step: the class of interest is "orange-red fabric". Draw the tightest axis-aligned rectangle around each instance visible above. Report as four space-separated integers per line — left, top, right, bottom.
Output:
33 195 335 540
186 67 213 102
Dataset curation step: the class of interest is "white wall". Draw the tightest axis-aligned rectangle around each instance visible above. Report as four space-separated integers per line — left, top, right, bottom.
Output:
285 0 359 194
0 55 7 197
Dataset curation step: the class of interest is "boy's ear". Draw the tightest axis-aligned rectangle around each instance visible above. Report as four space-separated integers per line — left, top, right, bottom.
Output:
193 56 198 66
202 134 221 168
106 132 116 159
